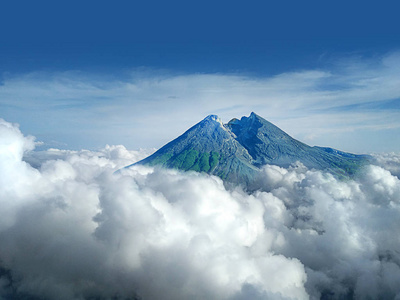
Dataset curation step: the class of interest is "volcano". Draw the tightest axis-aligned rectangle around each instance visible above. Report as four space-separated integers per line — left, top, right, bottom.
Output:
127 113 370 187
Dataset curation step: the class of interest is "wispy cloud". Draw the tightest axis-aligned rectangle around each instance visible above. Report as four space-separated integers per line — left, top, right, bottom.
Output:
1 52 400 152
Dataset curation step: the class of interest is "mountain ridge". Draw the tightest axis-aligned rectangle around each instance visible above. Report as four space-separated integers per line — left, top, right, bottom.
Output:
127 113 371 188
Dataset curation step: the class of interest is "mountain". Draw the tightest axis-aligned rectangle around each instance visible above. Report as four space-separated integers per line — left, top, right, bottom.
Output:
130 115 260 186
127 113 370 188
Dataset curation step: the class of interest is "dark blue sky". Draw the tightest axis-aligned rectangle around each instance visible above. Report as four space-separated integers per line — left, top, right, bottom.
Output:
1 1 399 75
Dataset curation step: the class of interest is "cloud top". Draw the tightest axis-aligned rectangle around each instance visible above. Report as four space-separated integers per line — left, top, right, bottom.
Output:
1 119 400 299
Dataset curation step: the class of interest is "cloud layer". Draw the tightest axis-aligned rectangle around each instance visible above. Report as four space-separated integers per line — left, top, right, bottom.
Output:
1 119 400 299
1 51 400 152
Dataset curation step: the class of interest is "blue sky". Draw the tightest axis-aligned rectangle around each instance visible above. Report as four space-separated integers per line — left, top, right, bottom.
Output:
1 1 400 153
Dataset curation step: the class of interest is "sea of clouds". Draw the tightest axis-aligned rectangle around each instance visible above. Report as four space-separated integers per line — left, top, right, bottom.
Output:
1 118 400 300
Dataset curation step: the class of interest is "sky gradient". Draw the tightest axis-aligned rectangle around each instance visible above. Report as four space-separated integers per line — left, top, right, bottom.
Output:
2 3 400 299
1 1 400 153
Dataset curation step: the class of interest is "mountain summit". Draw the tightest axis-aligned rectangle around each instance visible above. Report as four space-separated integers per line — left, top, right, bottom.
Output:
128 113 370 187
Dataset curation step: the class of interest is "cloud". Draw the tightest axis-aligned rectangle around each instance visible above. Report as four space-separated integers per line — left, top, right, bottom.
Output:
23 145 155 170
1 51 400 152
371 152 400 178
1 119 400 299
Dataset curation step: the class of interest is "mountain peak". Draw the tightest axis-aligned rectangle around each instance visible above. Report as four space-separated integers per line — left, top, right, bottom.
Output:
204 114 220 121
202 114 224 126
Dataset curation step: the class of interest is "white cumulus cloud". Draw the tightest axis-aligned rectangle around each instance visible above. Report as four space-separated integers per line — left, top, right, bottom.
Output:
1 119 400 299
